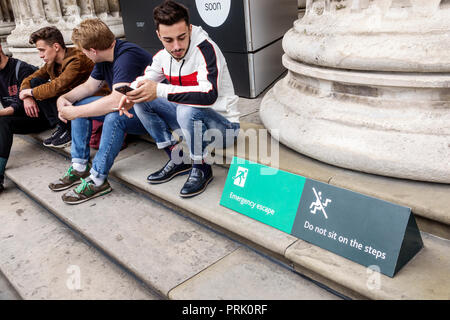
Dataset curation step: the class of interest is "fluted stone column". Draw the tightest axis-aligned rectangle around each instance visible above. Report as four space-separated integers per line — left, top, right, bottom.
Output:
260 0 450 183
92 0 123 38
0 0 15 55
6 0 124 65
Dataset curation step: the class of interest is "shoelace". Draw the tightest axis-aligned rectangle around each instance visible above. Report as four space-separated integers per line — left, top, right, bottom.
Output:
75 178 92 194
63 166 74 178
52 125 64 137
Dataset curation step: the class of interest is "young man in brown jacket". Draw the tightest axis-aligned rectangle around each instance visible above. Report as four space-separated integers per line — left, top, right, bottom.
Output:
0 44 37 193
19 26 97 148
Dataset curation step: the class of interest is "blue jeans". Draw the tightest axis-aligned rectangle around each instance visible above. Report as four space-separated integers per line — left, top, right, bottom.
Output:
71 96 148 179
134 98 240 161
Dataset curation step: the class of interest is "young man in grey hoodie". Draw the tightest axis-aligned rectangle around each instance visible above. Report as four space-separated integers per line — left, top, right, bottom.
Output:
119 0 240 198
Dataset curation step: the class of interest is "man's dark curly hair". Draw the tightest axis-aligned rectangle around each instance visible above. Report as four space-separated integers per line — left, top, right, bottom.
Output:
29 26 66 49
153 0 190 30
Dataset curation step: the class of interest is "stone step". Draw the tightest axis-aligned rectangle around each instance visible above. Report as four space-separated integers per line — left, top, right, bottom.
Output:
4 136 339 300
22 129 450 299
31 123 450 240
118 122 450 240
0 179 158 300
169 246 339 300
0 269 20 300
106 143 450 300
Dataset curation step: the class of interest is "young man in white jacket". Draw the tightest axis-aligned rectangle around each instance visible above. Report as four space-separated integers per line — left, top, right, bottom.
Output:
119 0 240 198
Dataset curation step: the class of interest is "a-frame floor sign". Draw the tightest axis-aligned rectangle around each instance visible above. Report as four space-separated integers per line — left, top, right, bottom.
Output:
220 157 423 277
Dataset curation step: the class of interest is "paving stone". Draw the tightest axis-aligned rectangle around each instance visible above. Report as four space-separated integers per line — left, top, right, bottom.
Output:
5 148 239 297
0 180 157 300
169 247 341 300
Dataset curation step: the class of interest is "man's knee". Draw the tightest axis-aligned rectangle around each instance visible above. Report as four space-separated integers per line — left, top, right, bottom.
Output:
71 117 91 130
104 111 121 122
176 105 197 126
104 111 127 131
134 100 160 115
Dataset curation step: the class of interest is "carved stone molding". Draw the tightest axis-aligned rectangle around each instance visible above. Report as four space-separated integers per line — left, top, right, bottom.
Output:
6 0 124 64
0 0 14 55
260 0 450 183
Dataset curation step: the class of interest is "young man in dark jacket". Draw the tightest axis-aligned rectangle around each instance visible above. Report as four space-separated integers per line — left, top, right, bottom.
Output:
0 44 42 193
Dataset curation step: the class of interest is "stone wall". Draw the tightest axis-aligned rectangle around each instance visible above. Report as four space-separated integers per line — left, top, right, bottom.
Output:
0 0 124 65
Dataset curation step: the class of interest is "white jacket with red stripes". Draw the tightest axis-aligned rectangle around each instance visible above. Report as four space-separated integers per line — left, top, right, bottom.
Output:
131 25 240 123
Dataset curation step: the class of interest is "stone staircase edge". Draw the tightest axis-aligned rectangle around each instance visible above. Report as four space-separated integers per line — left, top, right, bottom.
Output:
12 132 449 300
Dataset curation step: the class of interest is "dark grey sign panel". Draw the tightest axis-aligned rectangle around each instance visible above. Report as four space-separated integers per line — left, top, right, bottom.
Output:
291 179 423 277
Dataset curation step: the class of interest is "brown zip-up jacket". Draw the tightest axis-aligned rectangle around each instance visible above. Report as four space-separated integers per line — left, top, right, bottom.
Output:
20 47 99 100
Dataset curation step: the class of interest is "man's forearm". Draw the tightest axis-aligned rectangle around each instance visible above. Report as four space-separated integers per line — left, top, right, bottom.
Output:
0 106 15 117
62 80 100 104
68 92 122 119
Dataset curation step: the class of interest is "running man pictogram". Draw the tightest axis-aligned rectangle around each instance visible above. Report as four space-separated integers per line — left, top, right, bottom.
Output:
232 167 248 187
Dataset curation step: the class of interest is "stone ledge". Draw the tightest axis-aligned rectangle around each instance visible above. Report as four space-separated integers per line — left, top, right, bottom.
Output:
12 135 450 300
25 123 450 240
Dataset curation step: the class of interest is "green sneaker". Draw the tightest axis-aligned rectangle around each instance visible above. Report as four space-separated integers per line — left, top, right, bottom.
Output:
61 178 112 205
48 164 91 192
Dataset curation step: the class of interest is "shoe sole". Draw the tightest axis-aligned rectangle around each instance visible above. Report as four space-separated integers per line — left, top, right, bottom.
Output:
50 141 72 149
49 179 84 192
147 167 191 185
179 176 214 198
62 187 113 205
43 141 54 147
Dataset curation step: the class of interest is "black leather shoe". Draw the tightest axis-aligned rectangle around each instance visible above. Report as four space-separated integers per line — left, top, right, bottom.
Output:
147 159 192 184
180 166 213 198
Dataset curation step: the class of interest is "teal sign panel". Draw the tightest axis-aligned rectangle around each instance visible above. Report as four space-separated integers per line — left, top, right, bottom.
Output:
220 157 306 234
220 157 423 277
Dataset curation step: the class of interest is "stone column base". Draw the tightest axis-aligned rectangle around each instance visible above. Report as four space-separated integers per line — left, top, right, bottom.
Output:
260 55 450 183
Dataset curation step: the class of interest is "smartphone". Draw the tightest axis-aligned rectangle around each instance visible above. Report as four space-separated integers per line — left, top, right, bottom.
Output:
115 85 134 94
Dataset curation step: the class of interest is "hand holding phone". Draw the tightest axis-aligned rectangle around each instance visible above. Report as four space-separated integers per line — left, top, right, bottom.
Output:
115 85 134 95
